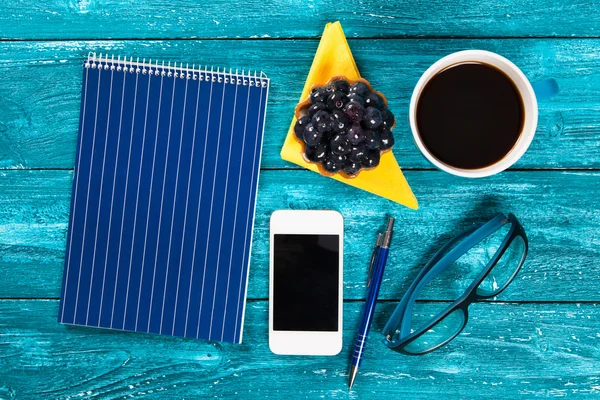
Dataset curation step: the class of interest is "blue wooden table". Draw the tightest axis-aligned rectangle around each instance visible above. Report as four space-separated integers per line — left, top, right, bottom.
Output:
1 1 600 398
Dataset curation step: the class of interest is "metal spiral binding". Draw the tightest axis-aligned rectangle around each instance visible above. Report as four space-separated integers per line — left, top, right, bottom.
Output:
85 53 269 87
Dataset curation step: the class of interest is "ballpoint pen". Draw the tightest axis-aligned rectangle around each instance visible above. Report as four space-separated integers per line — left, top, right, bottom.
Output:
349 217 394 390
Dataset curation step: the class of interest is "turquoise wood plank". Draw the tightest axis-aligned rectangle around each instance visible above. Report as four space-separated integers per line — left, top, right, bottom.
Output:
1 0 600 39
0 39 599 169
1 169 598 301
0 300 598 398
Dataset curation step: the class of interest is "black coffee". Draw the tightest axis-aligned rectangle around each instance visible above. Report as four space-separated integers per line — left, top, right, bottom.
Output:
416 62 524 170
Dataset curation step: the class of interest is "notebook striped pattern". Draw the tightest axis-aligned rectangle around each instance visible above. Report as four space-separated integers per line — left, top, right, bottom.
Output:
58 55 269 343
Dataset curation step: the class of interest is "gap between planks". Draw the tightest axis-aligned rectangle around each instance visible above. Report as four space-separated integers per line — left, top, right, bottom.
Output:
2 36 600 42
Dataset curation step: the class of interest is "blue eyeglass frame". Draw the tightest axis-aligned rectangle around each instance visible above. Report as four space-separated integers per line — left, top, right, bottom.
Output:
382 213 528 355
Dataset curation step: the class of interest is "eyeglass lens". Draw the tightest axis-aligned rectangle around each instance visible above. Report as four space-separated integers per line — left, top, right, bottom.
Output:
476 234 526 297
404 308 466 354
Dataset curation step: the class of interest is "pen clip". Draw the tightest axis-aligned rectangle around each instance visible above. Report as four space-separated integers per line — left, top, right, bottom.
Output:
367 233 383 287
382 217 395 249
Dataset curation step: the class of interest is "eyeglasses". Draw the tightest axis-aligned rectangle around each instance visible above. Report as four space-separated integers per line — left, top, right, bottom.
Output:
382 213 528 355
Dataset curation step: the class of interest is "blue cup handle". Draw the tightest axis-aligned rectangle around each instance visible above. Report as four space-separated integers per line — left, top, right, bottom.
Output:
532 78 559 102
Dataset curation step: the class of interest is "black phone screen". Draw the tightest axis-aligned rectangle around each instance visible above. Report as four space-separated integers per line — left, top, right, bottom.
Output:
273 234 339 331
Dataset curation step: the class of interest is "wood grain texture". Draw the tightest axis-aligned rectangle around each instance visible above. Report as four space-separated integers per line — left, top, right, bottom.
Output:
1 2 598 395
1 0 600 39
0 39 599 170
0 300 598 399
1 169 598 301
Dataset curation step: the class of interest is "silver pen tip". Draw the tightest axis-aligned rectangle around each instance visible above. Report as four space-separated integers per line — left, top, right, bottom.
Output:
348 366 358 390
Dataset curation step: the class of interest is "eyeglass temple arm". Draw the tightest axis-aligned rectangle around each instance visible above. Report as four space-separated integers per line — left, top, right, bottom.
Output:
398 215 507 338
385 214 507 340
382 228 474 340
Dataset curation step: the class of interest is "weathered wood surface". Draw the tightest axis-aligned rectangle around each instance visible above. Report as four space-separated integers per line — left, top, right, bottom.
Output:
0 39 599 170
0 300 598 399
1 169 598 301
2 0 599 397
2 0 600 39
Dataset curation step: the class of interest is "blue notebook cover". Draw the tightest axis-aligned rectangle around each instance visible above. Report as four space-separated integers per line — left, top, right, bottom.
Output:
58 54 269 343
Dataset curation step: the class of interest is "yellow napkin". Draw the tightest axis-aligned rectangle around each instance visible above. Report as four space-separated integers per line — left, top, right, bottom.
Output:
281 22 418 210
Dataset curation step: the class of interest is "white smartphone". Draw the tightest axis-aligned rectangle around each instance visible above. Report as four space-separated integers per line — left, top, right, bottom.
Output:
269 210 344 356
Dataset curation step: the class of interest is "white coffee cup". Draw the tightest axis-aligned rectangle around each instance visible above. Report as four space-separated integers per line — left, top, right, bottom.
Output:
409 50 541 178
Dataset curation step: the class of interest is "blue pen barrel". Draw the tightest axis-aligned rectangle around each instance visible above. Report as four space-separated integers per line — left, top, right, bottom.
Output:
351 247 389 368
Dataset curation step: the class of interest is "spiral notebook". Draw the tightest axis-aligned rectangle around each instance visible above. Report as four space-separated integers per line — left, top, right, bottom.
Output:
58 54 269 343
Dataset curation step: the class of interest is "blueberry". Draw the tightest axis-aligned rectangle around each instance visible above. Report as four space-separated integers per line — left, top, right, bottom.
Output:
303 123 322 146
330 151 348 164
305 143 327 162
316 120 332 135
364 92 384 109
381 108 395 130
332 121 348 135
308 102 327 118
347 93 365 106
343 161 362 176
330 137 351 155
362 150 381 168
331 109 348 122
310 87 327 104
364 130 381 149
311 111 332 134
343 101 365 122
347 123 365 144
323 159 343 173
348 143 367 162
328 79 350 94
330 109 349 134
330 133 347 146
311 110 330 125
363 107 383 130
379 129 395 150
326 91 348 110
304 122 316 136
349 81 369 96
294 115 310 139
